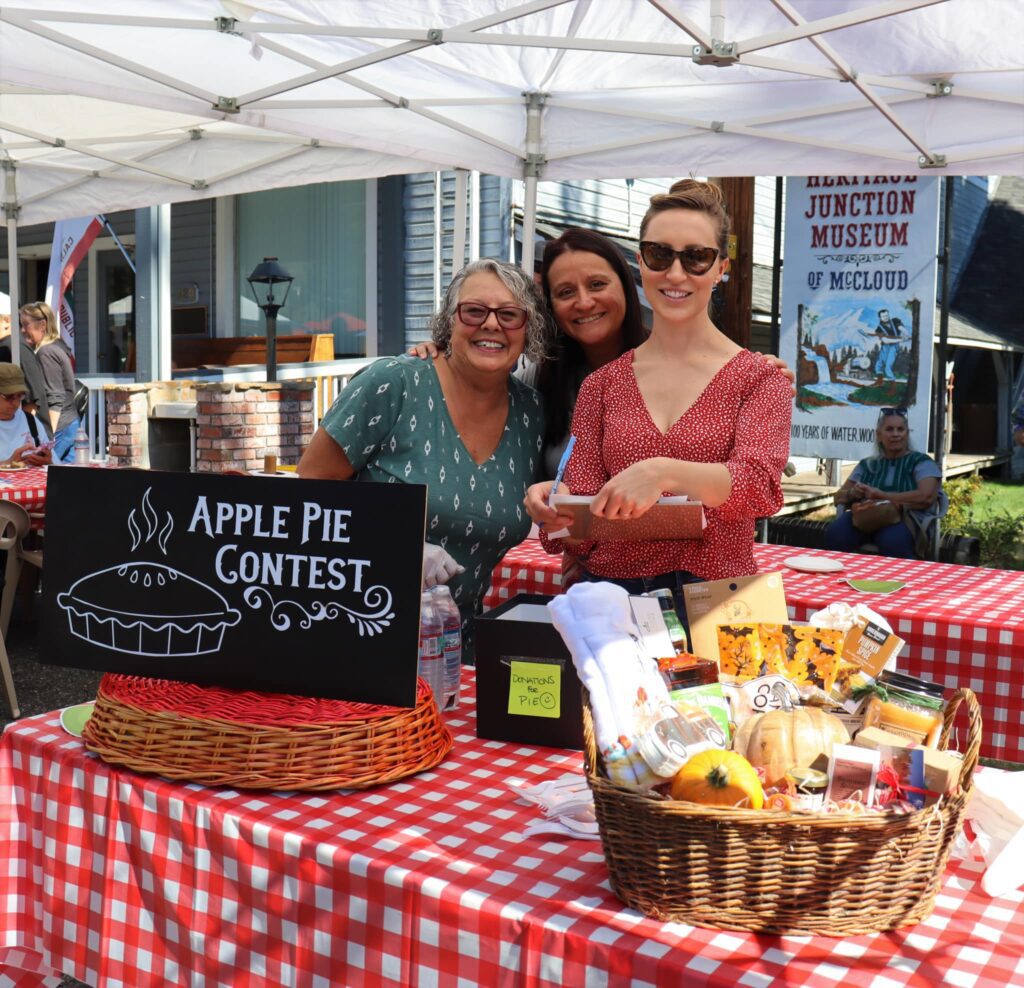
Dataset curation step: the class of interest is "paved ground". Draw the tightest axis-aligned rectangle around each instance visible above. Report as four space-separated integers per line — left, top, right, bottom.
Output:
0 609 103 732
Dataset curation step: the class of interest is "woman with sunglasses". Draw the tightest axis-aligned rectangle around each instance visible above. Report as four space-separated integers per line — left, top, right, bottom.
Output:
412 226 793 478
525 180 792 612
299 259 547 661
826 407 941 559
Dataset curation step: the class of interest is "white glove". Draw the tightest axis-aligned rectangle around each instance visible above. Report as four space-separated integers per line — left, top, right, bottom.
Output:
422 542 465 589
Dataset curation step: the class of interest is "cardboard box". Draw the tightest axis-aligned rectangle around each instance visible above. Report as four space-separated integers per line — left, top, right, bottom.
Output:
681 572 788 665
474 594 583 750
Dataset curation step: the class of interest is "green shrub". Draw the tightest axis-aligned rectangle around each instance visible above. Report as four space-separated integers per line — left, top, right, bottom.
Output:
958 510 1024 570
944 474 983 531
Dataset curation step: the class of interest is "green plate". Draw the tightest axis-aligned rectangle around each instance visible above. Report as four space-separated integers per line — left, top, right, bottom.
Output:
844 578 906 594
60 701 95 738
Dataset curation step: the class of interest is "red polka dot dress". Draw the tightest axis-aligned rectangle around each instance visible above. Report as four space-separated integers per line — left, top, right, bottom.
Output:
541 348 792 580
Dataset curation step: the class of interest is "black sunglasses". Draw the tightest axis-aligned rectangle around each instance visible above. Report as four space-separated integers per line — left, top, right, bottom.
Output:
880 406 908 418
639 241 720 275
456 302 528 331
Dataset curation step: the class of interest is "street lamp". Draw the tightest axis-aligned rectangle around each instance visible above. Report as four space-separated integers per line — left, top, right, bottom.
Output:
246 257 294 382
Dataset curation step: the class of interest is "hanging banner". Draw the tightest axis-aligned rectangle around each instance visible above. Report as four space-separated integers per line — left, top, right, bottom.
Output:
780 177 940 459
45 215 104 349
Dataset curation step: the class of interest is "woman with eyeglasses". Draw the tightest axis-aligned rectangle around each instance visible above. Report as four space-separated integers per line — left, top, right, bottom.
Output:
18 301 79 463
525 180 792 610
299 259 547 661
826 407 941 559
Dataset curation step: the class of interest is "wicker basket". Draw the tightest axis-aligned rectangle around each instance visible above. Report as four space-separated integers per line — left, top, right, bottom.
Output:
83 673 453 791
583 687 981 936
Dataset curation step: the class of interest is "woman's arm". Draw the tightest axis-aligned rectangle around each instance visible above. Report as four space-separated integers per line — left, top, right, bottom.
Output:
858 477 939 511
297 428 356 480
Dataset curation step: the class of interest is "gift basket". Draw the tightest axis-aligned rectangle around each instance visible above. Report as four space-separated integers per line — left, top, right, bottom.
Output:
545 579 984 936
83 673 453 791
583 686 980 935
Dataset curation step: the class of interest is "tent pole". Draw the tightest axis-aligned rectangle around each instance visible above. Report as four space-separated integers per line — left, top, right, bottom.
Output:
935 176 953 480
2 161 20 366
521 91 546 276
453 169 468 274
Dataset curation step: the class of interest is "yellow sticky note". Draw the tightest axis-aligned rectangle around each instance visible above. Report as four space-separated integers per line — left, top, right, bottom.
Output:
507 660 561 719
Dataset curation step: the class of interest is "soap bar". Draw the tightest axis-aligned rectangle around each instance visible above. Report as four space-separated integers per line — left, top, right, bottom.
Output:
854 726 963 798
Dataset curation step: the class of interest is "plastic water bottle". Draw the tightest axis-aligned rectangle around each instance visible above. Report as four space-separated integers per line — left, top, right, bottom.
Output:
430 585 462 710
418 591 446 706
73 426 90 464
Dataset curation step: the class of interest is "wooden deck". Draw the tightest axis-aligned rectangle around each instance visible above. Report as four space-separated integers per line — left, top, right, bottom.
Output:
779 451 1011 515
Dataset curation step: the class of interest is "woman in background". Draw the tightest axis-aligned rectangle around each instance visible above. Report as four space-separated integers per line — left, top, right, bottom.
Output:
18 302 78 462
826 407 941 559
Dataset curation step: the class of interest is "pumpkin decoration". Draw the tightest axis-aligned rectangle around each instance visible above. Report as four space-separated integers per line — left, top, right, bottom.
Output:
669 749 764 809
731 705 850 788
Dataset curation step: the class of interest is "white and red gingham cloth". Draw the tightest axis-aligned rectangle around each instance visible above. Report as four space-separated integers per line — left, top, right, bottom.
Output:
1 670 1023 988
0 466 46 526
485 540 1024 764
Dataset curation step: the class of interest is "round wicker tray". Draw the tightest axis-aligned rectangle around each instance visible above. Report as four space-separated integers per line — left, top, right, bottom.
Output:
83 673 453 791
583 687 981 937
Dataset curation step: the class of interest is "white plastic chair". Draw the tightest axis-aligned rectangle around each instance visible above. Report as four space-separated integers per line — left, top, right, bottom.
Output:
0 501 44 717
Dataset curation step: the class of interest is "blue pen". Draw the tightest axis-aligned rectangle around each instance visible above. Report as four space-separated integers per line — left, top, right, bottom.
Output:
543 435 576 529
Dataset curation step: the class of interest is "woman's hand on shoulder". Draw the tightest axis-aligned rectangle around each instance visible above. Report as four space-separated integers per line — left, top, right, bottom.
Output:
407 341 440 360
590 459 664 519
756 352 796 394
524 480 573 528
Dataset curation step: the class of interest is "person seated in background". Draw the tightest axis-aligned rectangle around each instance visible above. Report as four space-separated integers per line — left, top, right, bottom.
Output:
0 364 52 467
298 258 549 662
826 407 940 559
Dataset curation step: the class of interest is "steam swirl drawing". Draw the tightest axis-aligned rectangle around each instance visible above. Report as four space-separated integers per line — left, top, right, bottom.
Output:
242 585 394 636
56 487 241 656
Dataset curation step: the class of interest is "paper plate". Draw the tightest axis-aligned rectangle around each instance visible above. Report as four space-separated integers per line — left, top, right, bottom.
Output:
60 701 95 738
248 470 298 478
784 554 845 574
844 578 906 594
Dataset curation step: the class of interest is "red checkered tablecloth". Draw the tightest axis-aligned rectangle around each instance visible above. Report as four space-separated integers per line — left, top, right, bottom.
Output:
1 672 1023 988
484 540 1024 763
0 466 47 521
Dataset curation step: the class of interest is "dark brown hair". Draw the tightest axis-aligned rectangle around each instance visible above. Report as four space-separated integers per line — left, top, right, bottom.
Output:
537 228 647 451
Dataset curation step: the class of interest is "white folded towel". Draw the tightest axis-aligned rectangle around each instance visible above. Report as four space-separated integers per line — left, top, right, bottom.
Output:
548 582 676 788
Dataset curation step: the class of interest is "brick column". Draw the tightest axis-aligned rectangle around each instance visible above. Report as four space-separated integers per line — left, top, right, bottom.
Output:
195 382 316 473
104 385 151 468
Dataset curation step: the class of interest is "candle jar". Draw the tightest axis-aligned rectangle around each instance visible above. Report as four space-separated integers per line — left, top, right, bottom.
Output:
861 670 945 748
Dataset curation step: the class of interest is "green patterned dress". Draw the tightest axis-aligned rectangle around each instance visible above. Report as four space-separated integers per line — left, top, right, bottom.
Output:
320 355 543 660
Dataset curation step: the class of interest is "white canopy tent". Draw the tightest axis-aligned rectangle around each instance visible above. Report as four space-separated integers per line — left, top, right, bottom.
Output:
1 0 1022 313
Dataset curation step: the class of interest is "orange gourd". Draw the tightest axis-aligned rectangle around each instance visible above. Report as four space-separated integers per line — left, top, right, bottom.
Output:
669 749 764 809
731 706 850 788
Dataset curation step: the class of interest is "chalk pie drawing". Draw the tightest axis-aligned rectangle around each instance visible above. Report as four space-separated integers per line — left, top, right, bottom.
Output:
57 487 241 657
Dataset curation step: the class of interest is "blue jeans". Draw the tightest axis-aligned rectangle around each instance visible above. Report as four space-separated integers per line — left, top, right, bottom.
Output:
577 567 702 640
824 511 915 559
874 343 898 378
52 419 80 463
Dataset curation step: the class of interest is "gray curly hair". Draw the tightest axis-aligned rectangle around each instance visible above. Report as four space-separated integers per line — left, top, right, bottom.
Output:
429 259 549 364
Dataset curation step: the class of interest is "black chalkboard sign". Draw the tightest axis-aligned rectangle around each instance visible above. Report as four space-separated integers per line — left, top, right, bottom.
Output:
39 467 427 707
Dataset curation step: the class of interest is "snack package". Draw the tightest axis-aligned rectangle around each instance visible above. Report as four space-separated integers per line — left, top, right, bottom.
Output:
716 625 764 679
830 617 906 712
669 682 731 742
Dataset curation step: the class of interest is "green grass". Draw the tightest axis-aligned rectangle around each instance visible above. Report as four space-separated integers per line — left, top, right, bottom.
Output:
962 479 1024 520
